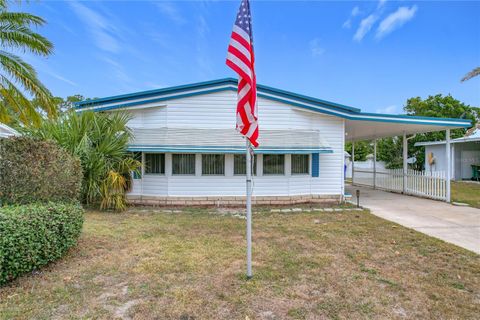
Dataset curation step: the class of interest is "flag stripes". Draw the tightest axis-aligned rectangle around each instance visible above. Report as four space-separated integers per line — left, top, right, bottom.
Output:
226 0 259 147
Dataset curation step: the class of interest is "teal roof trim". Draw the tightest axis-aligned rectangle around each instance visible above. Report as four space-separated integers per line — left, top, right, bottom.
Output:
75 78 237 108
74 78 359 114
74 78 471 128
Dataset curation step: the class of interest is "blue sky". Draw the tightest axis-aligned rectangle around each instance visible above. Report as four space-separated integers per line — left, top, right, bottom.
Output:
18 0 480 114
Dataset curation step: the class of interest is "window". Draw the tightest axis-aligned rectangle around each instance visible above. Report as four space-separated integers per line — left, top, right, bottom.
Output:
145 153 165 174
172 154 196 175
263 154 285 175
234 154 257 175
291 154 309 174
202 154 225 175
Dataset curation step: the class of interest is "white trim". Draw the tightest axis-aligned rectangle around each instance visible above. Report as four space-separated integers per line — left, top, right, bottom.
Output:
415 136 480 146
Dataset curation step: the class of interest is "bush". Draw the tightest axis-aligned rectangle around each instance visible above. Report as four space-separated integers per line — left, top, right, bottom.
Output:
0 202 84 285
0 137 82 205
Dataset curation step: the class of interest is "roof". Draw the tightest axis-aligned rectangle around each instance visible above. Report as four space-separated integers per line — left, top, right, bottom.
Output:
0 123 19 138
415 127 480 147
74 78 471 132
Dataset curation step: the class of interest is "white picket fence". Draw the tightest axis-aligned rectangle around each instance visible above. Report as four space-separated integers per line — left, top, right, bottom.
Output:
353 168 447 201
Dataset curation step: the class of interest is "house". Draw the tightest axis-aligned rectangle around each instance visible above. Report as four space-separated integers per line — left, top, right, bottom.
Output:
0 123 19 138
415 124 480 180
75 79 471 206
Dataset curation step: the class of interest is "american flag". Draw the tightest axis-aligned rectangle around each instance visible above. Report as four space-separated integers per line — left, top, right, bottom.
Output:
226 0 259 147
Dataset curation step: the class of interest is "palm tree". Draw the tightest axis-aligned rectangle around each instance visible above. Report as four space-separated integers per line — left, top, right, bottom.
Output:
461 67 480 82
25 110 141 211
0 0 55 127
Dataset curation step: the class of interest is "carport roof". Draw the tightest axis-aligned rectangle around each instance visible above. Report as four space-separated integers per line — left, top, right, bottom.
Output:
344 115 471 141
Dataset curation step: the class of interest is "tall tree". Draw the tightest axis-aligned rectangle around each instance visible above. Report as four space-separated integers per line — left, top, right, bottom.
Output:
404 94 478 170
0 0 55 127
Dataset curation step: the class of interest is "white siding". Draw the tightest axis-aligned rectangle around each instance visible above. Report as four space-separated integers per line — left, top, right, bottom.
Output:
122 90 344 197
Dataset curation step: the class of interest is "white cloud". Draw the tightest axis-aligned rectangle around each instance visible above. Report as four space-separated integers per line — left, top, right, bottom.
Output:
342 6 361 29
155 2 186 25
195 14 213 78
24 55 77 87
354 14 378 42
377 0 387 9
69 1 121 53
101 57 131 84
376 5 418 39
48 72 78 87
309 38 325 57
376 105 397 114
352 6 361 17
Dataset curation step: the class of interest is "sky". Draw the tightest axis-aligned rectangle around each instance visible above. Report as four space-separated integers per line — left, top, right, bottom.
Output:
16 0 480 114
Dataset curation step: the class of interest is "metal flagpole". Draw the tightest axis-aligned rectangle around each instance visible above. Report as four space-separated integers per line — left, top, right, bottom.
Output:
246 139 253 278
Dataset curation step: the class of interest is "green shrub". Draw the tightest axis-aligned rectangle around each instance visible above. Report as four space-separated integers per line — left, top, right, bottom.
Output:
0 136 82 205
26 111 141 211
0 202 84 285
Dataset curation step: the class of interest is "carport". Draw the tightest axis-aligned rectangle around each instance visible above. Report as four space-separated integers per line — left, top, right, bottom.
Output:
344 113 471 202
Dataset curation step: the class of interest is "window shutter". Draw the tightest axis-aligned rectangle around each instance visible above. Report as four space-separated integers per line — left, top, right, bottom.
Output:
311 153 319 177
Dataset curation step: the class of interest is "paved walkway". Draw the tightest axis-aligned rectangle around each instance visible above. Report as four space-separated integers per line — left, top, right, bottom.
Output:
346 184 480 254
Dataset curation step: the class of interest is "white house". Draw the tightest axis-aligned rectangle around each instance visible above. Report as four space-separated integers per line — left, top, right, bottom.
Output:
75 79 471 205
415 125 480 181
0 123 19 138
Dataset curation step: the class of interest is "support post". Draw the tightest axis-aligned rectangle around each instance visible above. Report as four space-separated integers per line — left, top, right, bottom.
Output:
351 142 355 185
246 140 253 278
403 132 407 194
373 139 377 189
446 129 451 202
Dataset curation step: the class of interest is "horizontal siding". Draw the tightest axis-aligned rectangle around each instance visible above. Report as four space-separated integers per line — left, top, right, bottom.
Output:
120 90 344 197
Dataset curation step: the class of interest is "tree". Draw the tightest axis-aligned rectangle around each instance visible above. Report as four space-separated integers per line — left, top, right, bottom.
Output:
404 94 478 170
0 0 55 127
345 140 372 161
461 67 480 82
376 137 403 169
24 110 141 211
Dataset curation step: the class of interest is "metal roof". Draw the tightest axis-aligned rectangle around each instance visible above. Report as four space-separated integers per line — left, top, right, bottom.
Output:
74 78 472 140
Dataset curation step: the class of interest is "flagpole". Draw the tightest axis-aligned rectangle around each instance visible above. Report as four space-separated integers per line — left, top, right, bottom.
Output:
246 139 253 279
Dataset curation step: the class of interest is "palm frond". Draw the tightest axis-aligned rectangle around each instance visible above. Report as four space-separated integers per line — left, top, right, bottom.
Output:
25 110 140 210
461 67 480 82
0 1 55 125
0 24 53 55
0 12 46 27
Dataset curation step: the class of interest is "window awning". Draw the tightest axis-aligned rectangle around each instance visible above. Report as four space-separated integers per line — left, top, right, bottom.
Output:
128 128 332 154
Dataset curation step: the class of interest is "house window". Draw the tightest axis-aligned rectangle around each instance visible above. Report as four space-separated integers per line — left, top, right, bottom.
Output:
145 153 165 174
263 154 285 175
202 154 225 175
131 152 142 179
234 154 257 175
291 154 309 175
172 154 196 175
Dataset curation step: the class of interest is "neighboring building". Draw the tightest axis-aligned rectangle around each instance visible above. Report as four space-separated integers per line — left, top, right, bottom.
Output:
75 79 471 205
0 123 19 138
415 124 480 181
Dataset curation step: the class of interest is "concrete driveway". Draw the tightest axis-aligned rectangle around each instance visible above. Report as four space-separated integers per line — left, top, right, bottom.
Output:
346 184 480 254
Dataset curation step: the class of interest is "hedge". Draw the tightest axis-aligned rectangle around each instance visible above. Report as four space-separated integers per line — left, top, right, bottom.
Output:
0 137 82 205
0 202 84 285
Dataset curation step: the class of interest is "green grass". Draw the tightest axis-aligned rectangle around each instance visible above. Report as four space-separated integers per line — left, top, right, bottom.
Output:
452 181 480 208
1 207 479 319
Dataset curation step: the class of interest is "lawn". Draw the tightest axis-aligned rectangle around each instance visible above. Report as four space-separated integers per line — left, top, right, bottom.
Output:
1 207 479 319
452 181 480 208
